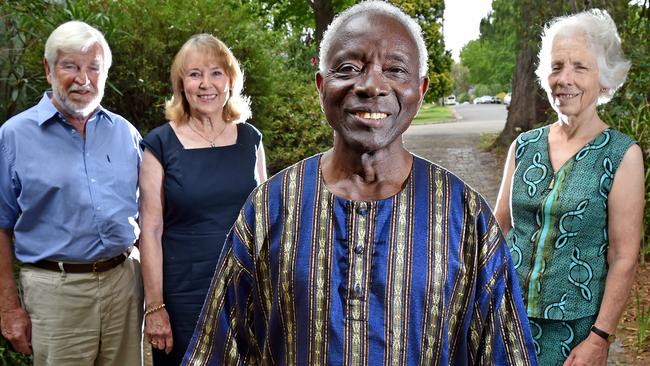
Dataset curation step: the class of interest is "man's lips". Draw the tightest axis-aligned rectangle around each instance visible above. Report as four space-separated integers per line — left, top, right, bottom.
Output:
349 110 390 120
68 87 95 96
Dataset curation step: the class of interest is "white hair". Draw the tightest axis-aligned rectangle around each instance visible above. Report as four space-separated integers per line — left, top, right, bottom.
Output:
319 0 428 78
44 21 112 75
535 9 630 105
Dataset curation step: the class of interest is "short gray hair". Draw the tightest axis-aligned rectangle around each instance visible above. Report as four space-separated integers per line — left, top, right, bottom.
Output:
44 21 112 74
319 0 428 78
535 9 630 105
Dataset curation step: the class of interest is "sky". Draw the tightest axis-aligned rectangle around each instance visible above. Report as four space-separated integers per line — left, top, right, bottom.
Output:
443 0 493 62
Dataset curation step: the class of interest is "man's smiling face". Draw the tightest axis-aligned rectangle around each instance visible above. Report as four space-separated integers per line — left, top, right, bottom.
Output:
316 12 428 153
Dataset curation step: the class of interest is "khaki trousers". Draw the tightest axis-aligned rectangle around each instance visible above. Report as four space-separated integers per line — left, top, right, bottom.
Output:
20 254 144 366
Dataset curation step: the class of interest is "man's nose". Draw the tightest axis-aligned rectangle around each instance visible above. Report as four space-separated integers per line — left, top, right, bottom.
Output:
354 65 389 98
74 69 90 86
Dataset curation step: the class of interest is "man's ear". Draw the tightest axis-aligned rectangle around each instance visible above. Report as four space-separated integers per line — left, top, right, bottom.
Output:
315 72 324 94
315 72 325 112
44 58 53 85
418 77 429 106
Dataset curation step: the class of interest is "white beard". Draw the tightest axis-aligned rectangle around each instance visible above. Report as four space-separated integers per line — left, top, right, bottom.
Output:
51 76 105 118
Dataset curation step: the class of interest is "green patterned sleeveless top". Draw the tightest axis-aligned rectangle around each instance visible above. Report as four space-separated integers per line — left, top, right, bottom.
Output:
507 125 636 320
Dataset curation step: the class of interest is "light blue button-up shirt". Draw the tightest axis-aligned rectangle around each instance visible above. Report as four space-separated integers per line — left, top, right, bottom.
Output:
0 93 142 263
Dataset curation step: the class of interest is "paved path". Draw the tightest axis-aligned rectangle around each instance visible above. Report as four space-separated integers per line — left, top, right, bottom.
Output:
403 120 505 207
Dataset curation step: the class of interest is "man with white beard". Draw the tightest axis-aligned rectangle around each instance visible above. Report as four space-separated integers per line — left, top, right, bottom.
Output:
0 21 143 365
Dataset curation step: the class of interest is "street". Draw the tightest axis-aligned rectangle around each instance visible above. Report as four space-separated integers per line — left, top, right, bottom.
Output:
454 103 508 125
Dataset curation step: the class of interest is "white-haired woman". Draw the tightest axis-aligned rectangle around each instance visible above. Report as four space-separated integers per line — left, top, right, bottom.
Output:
495 9 644 366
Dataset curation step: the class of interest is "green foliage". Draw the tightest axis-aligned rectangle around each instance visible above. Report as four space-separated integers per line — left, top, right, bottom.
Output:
0 0 60 120
636 289 650 351
260 78 332 173
250 0 356 44
391 0 453 101
450 62 470 96
471 83 504 99
0 337 30 366
458 0 516 93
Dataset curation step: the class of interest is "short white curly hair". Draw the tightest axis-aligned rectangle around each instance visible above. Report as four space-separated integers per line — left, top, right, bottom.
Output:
535 8 630 105
319 0 428 78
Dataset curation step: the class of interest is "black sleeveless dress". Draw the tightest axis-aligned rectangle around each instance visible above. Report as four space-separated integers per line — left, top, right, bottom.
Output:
141 122 261 365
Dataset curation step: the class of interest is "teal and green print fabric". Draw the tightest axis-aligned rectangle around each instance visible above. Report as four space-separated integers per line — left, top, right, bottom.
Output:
508 126 635 320
182 154 536 365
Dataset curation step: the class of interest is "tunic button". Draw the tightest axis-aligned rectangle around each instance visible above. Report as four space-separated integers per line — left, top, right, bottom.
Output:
354 244 364 254
356 205 367 215
354 284 362 298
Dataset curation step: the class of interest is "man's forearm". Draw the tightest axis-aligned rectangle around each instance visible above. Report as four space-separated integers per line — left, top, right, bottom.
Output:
0 228 21 313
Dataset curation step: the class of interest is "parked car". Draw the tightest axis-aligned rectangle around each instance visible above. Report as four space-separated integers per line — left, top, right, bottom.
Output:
475 95 496 104
444 95 457 105
504 93 512 109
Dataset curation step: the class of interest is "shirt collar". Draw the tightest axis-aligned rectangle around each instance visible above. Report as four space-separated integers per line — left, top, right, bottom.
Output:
36 91 112 126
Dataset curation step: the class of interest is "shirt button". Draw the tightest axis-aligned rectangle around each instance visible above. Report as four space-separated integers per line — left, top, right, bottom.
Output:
354 244 364 254
91 178 96 183
96 207 102 211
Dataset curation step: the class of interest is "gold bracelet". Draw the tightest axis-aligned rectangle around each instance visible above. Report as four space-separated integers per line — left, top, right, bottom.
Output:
144 303 166 317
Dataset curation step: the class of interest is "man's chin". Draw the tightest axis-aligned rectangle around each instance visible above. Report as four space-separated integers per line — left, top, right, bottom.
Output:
62 99 101 119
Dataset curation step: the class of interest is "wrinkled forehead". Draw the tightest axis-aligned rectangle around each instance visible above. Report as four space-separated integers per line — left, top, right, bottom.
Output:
55 43 104 64
326 12 418 65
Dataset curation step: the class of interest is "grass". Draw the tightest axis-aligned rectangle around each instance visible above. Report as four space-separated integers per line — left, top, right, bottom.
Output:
412 104 455 125
637 290 650 351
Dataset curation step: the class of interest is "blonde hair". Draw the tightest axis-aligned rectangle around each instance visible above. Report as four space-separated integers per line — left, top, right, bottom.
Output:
165 34 251 123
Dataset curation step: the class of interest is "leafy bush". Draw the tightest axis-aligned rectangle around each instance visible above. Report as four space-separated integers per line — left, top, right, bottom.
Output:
0 337 30 366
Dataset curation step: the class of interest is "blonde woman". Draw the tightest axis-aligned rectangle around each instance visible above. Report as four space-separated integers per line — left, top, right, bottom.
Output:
139 34 266 365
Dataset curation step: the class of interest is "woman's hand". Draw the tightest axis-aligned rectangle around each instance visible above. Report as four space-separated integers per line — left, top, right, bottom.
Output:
563 332 608 366
145 307 174 354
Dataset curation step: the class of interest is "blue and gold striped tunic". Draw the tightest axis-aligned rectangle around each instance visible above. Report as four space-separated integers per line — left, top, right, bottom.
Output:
182 154 536 365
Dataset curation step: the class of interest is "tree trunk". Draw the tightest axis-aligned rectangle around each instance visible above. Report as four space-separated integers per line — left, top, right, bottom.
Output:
496 44 550 146
308 0 334 45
